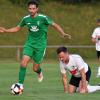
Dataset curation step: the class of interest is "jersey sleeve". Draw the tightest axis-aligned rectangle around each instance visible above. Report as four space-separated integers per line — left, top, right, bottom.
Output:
17 17 26 27
60 61 66 74
44 16 54 25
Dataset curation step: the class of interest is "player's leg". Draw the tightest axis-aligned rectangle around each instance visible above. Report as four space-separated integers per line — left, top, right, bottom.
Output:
77 83 100 93
18 46 32 85
79 80 88 93
87 84 100 93
96 51 100 77
33 63 43 82
18 55 31 84
78 82 100 93
77 66 100 93
68 84 77 93
79 66 91 93
69 76 80 93
32 48 46 82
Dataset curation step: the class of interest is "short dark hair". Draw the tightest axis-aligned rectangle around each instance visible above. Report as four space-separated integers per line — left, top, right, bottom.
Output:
27 0 39 8
97 19 100 23
56 47 68 54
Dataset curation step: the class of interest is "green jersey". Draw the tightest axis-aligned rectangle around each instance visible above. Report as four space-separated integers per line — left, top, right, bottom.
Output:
18 14 54 48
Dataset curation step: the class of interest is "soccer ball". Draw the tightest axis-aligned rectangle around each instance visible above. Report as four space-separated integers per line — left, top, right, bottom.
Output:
11 83 24 95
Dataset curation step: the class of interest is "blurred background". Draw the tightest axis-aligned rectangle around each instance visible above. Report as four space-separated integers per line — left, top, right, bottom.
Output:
0 0 100 61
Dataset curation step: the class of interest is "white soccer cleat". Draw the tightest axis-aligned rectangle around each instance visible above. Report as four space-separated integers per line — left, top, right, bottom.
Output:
38 72 43 82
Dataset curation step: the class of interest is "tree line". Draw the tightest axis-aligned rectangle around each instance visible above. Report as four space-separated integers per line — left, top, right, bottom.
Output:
63 0 99 3
9 0 100 6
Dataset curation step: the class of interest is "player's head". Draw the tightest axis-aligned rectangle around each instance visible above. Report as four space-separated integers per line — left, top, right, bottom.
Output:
27 0 39 16
56 47 69 63
56 47 68 54
27 0 39 8
97 18 100 26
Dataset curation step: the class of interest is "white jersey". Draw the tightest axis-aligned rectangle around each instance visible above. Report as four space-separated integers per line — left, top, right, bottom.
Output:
60 54 88 77
92 27 100 51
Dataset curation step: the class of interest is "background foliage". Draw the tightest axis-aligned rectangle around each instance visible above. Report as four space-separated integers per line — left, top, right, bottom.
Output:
9 0 100 6
0 0 100 59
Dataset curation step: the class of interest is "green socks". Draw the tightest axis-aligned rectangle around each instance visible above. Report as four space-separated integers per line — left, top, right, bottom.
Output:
18 67 41 84
18 67 26 84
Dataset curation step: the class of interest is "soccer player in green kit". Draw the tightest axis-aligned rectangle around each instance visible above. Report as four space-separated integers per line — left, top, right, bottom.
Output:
0 0 71 91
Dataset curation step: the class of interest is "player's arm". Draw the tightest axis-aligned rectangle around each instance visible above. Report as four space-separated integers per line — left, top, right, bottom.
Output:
91 29 97 43
0 26 21 33
51 22 71 39
0 27 5 33
0 28 4 32
91 37 97 43
79 68 88 93
61 73 69 93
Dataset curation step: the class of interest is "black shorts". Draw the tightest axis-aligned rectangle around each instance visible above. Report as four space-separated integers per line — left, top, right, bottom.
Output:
69 66 91 87
96 51 100 59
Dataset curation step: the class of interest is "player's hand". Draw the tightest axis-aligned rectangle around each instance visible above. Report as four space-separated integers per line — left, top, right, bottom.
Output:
0 27 5 33
0 30 4 32
62 33 71 39
80 88 88 94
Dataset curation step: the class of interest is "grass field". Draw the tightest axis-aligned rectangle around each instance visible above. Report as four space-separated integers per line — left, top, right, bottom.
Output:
0 60 100 100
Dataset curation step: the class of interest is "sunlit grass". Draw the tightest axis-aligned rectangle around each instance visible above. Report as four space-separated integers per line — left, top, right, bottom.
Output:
0 60 100 100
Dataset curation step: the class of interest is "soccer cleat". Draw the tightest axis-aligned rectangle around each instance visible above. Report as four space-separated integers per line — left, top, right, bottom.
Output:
38 72 43 82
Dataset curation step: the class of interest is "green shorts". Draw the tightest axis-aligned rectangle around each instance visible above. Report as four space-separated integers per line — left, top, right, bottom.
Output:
23 46 46 64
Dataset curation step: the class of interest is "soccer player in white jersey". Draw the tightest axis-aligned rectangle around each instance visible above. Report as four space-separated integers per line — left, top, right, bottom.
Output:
56 46 100 94
92 19 100 77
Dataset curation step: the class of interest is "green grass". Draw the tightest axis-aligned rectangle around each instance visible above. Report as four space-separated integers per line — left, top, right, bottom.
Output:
0 60 100 100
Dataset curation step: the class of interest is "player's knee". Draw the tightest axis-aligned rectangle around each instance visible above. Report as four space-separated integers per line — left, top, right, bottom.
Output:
68 91 74 94
20 60 28 67
68 88 75 94
20 55 30 67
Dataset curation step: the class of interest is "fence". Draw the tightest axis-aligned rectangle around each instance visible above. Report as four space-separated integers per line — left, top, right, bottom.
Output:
0 45 96 61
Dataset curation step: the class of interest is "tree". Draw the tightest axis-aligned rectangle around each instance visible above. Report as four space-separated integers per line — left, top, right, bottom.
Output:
63 0 98 3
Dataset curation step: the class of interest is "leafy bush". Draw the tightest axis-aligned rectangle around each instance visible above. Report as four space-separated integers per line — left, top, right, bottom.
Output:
9 0 28 6
9 0 100 6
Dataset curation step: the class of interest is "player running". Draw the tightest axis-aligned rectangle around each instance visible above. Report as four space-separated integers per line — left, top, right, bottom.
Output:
0 0 71 90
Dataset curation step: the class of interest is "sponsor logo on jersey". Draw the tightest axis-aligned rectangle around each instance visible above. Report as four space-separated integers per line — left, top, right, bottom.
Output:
70 69 77 75
27 23 31 25
30 26 39 32
68 66 78 75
